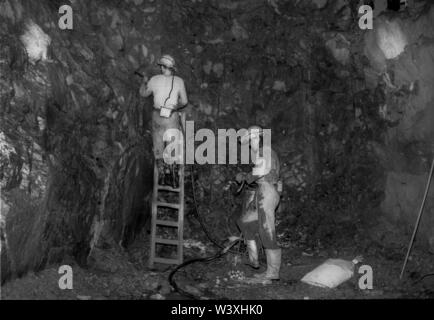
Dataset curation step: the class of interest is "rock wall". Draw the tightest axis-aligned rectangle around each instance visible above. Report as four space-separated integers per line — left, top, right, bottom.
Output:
364 3 434 249
2 0 433 282
1 0 162 282
157 0 388 246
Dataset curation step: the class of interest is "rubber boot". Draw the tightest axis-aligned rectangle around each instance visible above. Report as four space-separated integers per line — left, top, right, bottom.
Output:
245 240 259 269
253 248 281 281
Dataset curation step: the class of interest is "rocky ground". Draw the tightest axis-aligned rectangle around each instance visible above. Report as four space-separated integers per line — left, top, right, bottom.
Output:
2 212 433 300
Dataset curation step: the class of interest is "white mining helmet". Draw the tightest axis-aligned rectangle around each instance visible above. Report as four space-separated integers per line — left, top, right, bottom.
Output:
157 54 177 71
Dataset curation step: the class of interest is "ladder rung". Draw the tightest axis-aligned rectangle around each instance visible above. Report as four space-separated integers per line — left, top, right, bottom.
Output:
150 154 185 268
156 202 180 209
153 257 180 265
155 219 179 227
155 238 180 245
157 185 181 192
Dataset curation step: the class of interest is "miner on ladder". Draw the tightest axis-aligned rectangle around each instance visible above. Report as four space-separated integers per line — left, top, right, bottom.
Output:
140 54 188 185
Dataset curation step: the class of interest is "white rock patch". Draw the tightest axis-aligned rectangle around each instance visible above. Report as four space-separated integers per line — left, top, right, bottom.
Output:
20 20 51 64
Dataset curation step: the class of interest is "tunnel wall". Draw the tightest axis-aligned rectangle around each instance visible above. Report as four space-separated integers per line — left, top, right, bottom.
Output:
2 0 433 283
0 0 161 282
364 5 434 250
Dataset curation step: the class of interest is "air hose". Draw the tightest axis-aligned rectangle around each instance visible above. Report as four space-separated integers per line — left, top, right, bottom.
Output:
167 165 244 299
189 164 242 254
168 237 242 300
167 116 247 299
413 272 434 284
177 111 244 253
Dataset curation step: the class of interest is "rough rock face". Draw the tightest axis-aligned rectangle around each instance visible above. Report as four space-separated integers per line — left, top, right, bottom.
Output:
164 0 388 246
1 0 160 282
364 4 434 248
1 0 433 283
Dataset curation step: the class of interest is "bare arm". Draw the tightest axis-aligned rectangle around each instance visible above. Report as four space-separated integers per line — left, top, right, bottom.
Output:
178 79 188 106
140 77 152 97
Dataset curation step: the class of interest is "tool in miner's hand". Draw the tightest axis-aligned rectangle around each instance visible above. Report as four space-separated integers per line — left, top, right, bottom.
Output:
149 113 186 268
400 156 434 279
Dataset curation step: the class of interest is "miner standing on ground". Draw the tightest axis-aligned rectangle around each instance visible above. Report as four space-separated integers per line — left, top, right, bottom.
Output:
236 125 282 283
140 54 188 169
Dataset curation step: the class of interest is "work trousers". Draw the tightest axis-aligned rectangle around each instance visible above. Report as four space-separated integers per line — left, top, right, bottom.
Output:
152 109 182 161
237 181 280 249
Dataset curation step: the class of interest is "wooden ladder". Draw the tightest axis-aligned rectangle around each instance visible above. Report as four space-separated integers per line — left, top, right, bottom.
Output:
149 114 185 268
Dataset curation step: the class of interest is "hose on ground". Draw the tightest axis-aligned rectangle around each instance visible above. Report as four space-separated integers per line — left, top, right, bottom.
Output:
168 237 242 300
168 116 246 298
